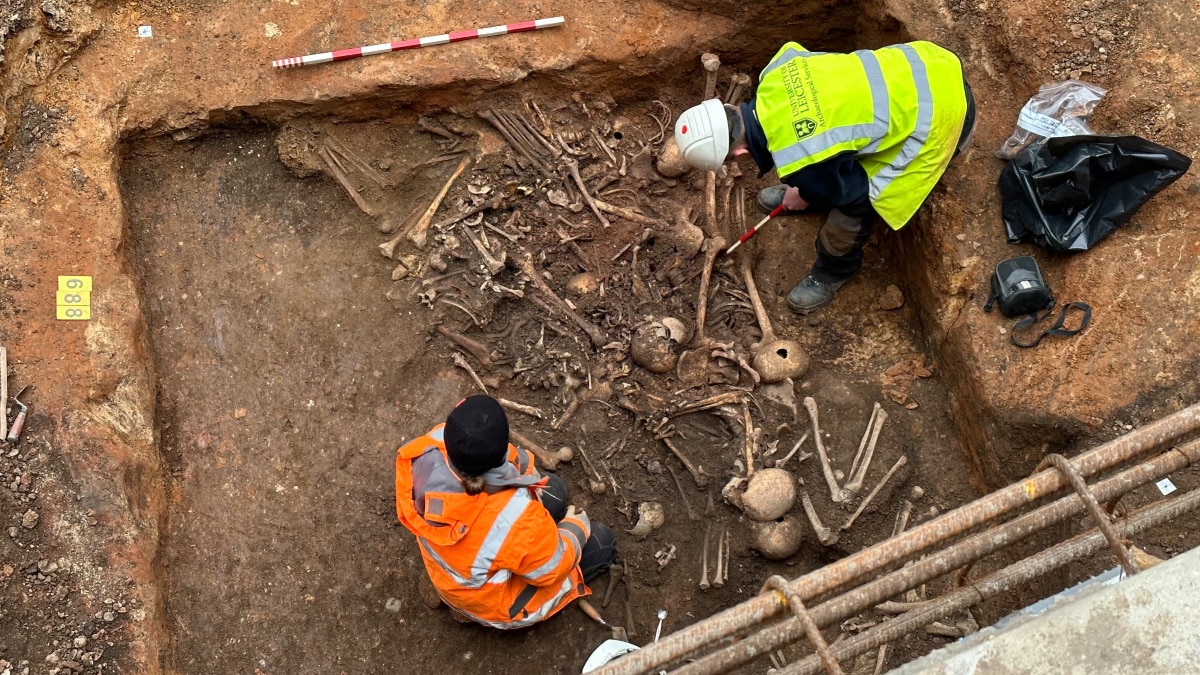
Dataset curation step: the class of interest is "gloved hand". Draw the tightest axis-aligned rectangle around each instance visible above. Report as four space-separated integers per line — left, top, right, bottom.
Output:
565 505 592 535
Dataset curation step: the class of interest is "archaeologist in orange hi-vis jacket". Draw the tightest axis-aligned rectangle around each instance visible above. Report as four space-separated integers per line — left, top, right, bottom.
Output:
395 395 618 628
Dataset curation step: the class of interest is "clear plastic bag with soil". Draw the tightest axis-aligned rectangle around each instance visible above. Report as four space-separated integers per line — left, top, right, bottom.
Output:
999 135 1193 253
996 80 1107 160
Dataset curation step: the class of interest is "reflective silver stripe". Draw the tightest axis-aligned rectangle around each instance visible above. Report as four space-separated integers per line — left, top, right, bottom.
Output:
418 491 532 590
855 50 891 154
768 50 890 170
772 123 879 169
760 46 826 79
869 44 934 201
418 538 473 587
522 539 566 582
475 575 577 629
467 490 532 584
429 425 445 442
515 447 531 474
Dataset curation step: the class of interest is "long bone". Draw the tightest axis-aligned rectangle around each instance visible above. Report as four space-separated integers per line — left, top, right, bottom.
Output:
849 403 881 478
842 455 908 531
458 222 507 275
693 237 726 344
804 397 848 503
701 53 721 100
725 73 752 104
800 491 839 546
713 527 728 588
515 254 607 349
844 408 888 497
404 154 472 251
661 436 709 487
565 158 612 228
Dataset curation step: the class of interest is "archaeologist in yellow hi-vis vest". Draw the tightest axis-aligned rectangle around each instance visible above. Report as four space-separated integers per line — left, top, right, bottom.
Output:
675 41 976 312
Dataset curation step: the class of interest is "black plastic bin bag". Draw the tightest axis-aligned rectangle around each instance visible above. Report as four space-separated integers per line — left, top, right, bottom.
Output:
1000 135 1191 253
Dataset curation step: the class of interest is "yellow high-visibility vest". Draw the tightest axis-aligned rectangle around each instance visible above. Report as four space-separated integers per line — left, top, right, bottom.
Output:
754 41 967 229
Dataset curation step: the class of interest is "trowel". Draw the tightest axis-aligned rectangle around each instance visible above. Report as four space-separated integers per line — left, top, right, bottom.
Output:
578 599 628 641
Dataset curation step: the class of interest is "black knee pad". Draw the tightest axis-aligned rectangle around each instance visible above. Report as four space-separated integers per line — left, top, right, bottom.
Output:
539 473 570 521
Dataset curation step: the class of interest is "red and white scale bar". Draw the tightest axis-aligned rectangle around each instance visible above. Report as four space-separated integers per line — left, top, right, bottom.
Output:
272 16 565 69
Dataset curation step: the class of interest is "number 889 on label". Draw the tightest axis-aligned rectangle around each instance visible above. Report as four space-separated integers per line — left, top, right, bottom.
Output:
56 305 92 320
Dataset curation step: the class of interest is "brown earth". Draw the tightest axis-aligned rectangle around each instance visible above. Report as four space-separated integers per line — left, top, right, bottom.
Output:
0 0 1198 674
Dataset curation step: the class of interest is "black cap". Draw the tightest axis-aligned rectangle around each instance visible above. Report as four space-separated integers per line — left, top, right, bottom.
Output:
444 395 510 476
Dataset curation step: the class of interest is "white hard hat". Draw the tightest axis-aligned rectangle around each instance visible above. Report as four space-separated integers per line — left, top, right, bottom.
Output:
674 99 729 172
582 639 640 673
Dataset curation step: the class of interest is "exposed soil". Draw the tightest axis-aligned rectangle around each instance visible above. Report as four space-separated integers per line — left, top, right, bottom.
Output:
2 0 1199 673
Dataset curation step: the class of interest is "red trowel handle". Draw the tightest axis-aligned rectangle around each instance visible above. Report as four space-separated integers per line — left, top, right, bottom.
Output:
725 205 784 255
5 408 25 443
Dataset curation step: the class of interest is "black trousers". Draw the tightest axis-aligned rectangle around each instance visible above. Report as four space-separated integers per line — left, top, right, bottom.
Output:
539 473 617 582
812 81 979 283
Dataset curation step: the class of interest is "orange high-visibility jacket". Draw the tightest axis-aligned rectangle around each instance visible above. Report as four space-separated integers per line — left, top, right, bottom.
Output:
395 424 591 629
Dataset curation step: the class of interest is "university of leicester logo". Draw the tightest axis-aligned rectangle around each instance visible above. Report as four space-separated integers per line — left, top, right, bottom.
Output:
793 118 817 141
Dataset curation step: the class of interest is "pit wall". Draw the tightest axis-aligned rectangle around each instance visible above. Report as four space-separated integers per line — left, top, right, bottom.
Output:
877 0 1200 489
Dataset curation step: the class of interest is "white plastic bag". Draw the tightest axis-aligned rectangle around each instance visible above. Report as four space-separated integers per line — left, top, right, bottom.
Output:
997 80 1107 159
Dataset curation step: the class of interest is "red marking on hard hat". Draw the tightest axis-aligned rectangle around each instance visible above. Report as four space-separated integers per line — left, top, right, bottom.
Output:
681 125 688 134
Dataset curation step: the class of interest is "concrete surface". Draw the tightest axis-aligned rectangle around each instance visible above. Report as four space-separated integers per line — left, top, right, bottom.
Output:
893 546 1200 674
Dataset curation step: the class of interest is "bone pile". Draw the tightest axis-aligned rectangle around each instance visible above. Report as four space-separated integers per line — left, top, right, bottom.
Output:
297 53 914 583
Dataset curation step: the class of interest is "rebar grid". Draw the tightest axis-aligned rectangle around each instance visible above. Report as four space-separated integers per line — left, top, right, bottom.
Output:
592 403 1200 675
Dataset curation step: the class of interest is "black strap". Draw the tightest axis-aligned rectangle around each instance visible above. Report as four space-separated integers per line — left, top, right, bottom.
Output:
1011 302 1092 348
983 288 996 314
508 583 538 619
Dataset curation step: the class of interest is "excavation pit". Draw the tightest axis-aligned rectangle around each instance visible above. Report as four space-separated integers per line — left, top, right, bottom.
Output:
4 0 1197 672
118 32 993 671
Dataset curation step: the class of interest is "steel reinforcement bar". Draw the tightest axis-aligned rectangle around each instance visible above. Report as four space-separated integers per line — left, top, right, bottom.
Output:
780 486 1200 675
593 402 1200 675
673 437 1200 674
